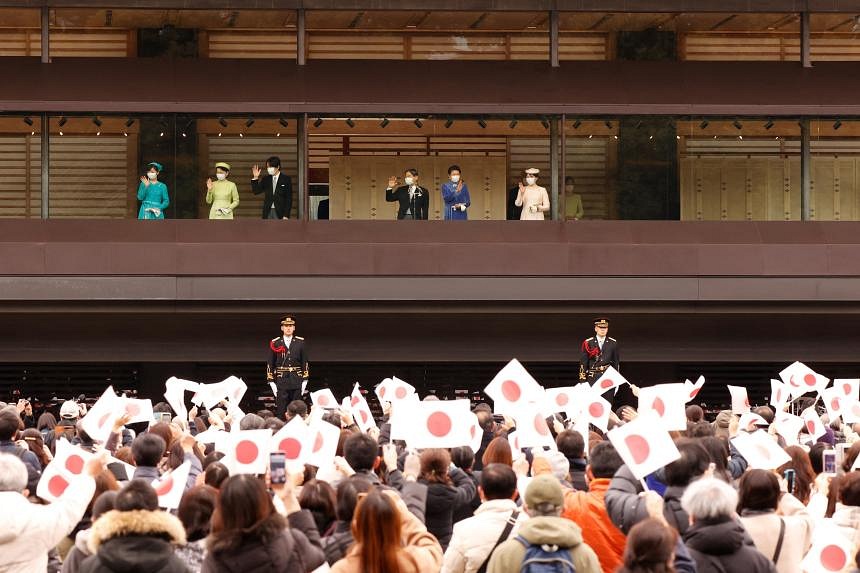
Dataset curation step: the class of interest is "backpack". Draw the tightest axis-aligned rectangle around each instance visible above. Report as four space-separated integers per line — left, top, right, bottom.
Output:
514 535 577 573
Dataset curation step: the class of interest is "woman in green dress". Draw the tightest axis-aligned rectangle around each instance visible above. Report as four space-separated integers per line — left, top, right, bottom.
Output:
205 162 240 220
137 162 169 220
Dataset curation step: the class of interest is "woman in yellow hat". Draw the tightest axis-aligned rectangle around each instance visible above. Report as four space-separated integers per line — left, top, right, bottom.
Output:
205 162 240 220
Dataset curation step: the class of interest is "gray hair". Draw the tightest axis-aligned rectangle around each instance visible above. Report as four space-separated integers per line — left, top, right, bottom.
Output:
680 477 738 521
0 453 29 492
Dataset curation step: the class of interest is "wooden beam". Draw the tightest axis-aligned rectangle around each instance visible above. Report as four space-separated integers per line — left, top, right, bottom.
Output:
801 11 811 67
550 10 559 68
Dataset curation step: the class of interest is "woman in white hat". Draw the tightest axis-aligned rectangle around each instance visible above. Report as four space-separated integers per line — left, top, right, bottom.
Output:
515 168 550 220
205 162 240 220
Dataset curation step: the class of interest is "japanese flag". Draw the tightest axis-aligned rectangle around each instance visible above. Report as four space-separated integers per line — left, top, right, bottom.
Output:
738 412 768 432
773 412 804 446
402 399 474 449
223 429 272 475
821 386 848 421
310 388 338 409
375 376 416 404
121 398 154 425
197 376 247 409
684 376 706 403
80 386 122 443
731 430 791 470
592 366 629 394
832 378 860 401
608 412 681 480
349 384 377 433
582 392 612 432
193 427 224 445
770 379 790 411
637 384 688 431
510 403 556 450
152 461 191 510
388 394 420 442
801 523 856 573
484 359 543 416
727 385 751 414
165 377 200 420
779 361 829 397
543 385 587 420
468 412 483 454
306 419 342 469
271 417 314 472
36 438 94 503
842 399 860 424
801 407 826 442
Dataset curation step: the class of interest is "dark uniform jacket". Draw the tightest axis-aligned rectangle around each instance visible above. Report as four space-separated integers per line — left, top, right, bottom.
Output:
267 336 309 390
251 173 293 219
385 185 429 220
579 336 620 381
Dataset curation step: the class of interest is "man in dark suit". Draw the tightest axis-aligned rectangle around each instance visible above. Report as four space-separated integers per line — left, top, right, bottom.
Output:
251 156 293 219
266 315 309 419
507 175 524 220
385 168 429 220
579 317 620 384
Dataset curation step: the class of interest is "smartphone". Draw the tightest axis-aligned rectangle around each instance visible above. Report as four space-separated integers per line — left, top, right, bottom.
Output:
822 449 838 475
836 443 849 475
270 452 286 485
783 469 796 495
156 412 173 424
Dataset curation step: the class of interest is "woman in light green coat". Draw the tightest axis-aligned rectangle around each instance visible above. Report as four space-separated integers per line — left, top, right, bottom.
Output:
205 161 239 219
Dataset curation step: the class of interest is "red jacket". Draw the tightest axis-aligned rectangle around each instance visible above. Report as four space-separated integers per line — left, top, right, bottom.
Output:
562 478 627 573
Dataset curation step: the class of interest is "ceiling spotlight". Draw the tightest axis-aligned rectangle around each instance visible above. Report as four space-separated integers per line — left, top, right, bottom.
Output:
733 120 743 130
444 118 454 128
604 120 612 129
345 118 355 128
313 117 323 128
218 117 228 128
413 118 423 128
96 131 101 136
123 132 128 137
59 131 64 136
699 120 709 129
92 116 102 127
509 119 518 129
541 118 550 129
379 118 390 128
245 117 255 128
125 118 135 128
477 118 487 129
23 116 33 127
58 116 67 127
764 120 774 130
239 133 244 138
833 120 842 130
573 119 582 129
279 115 289 128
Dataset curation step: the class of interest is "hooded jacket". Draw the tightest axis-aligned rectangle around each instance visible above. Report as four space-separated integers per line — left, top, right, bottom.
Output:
604 463 691 535
683 517 776 573
78 509 189 573
485 515 601 573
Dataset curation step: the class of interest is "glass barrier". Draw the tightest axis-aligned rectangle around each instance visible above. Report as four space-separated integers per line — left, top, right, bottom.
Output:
0 115 42 218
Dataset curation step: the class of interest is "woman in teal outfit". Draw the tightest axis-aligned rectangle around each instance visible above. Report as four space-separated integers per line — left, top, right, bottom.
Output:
137 162 169 220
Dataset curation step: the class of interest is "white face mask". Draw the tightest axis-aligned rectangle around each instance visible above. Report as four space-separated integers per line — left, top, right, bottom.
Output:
450 175 460 183
267 167 277 176
147 172 158 180
216 173 227 181
526 177 537 185
404 177 414 186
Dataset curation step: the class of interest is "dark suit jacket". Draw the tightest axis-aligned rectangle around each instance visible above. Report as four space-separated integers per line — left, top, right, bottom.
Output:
507 186 523 220
251 172 293 219
385 185 429 220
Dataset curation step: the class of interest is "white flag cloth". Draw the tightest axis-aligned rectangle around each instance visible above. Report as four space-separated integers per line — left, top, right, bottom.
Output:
770 379 790 411
842 399 860 424
349 384 377 433
399 399 474 449
509 403 556 450
832 378 860 401
306 419 341 469
271 417 314 472
820 385 848 421
592 366 629 394
223 429 272 475
80 386 122 443
731 430 791 470
737 412 768 432
388 394 420 442
637 384 688 431
779 361 829 397
484 359 543 415
193 427 224 445
543 385 588 420
684 376 706 403
800 522 856 573
121 398 154 425
727 385 751 414
773 411 805 446
582 392 612 432
36 438 94 503
375 376 417 404
152 461 191 510
164 377 200 420
801 407 826 442
310 388 338 409
608 412 681 480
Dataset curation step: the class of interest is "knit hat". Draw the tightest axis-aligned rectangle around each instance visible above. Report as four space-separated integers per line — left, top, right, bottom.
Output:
525 474 564 509
532 451 570 482
713 410 734 438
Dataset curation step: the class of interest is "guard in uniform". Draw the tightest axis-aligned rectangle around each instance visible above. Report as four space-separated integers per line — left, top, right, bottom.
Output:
579 318 620 384
267 315 309 419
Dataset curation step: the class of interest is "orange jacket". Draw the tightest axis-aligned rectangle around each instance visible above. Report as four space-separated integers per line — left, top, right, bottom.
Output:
561 478 626 573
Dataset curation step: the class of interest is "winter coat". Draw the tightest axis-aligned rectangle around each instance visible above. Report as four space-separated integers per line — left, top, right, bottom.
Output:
174 539 206 573
562 477 627 573
201 509 325 573
442 498 529 573
486 516 602 573
79 509 189 573
322 521 354 565
421 468 477 550
739 493 814 573
683 517 777 573
604 463 690 534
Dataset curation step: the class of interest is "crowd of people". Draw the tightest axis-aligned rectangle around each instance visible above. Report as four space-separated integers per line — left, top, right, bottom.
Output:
0 373 858 573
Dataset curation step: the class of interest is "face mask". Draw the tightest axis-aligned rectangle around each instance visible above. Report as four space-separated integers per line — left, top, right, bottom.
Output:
450 175 460 183
404 177 414 186
267 167 277 176
147 172 158 180
526 177 536 185
216 173 227 181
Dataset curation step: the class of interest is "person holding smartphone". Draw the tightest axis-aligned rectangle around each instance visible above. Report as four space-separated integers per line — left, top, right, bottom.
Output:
137 161 169 220
441 164 471 221
205 162 240 220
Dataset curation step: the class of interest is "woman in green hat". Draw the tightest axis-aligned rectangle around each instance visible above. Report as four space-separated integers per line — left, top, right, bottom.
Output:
137 162 170 220
205 162 240 220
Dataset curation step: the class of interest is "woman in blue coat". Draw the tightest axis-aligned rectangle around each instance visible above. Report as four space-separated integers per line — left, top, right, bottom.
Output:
441 164 471 220
137 162 169 220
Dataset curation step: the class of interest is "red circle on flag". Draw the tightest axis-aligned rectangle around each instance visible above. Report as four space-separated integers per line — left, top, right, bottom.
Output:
359 410 369 424
588 402 604 418
65 454 84 475
534 414 549 436
395 387 408 399
501 380 521 402
427 412 452 437
555 393 569 407
803 373 817 387
279 438 302 460
48 474 70 497
125 402 141 417
831 397 841 412
744 398 750 408
235 440 259 464
775 389 782 404
350 396 360 407
98 412 112 428
600 378 614 389
843 383 852 395
820 545 847 572
806 420 816 434
789 375 800 388
689 387 701 399
313 432 324 453
154 475 174 496
853 403 860 417
754 444 772 461
624 434 650 465
653 397 666 417
318 394 330 407
378 386 387 398
470 425 476 438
